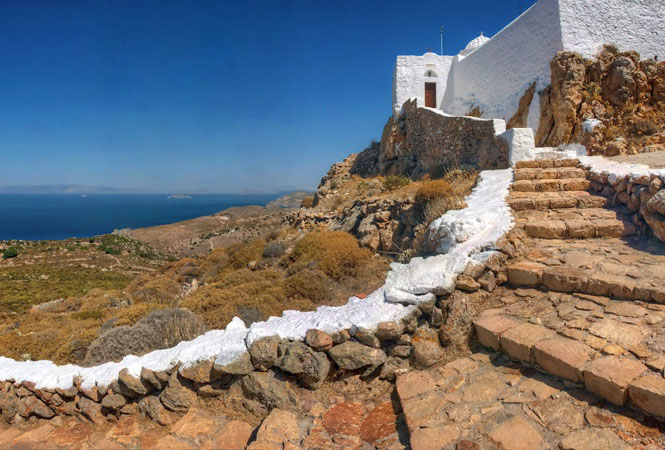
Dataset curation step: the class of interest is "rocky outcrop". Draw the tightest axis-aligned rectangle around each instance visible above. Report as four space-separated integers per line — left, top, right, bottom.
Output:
288 197 424 254
536 47 665 155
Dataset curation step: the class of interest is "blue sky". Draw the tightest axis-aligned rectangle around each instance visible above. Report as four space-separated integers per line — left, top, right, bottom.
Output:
0 0 534 194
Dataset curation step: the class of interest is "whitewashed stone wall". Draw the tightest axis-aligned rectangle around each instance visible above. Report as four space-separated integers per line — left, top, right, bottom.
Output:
560 0 665 61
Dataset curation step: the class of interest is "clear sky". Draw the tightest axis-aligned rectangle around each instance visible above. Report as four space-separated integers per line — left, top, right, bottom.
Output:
0 0 534 194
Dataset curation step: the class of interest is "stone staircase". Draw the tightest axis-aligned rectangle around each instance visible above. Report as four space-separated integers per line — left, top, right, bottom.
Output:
472 158 665 426
510 159 635 241
506 159 665 303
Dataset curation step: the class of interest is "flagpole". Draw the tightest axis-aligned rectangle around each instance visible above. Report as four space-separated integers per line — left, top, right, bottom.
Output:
440 26 444 55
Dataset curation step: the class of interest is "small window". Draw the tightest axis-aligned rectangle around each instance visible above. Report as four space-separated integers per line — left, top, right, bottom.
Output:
424 70 438 78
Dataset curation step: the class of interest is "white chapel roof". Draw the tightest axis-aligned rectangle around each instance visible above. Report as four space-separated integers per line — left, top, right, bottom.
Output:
460 32 490 55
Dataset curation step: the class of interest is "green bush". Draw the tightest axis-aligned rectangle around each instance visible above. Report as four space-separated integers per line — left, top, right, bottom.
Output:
1 247 18 259
383 175 411 191
100 245 121 255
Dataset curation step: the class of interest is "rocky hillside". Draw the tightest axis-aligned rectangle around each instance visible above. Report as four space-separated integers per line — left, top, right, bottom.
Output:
535 45 665 155
120 191 311 259
288 151 477 259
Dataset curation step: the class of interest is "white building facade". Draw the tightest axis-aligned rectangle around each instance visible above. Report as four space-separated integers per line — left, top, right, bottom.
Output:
393 0 665 129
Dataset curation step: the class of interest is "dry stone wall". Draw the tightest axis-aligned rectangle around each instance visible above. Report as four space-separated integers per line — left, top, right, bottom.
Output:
379 99 509 179
584 162 665 242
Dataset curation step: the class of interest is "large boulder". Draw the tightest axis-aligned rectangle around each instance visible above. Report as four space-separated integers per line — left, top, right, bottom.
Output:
240 371 296 409
249 335 283 371
326 341 386 371
278 341 331 389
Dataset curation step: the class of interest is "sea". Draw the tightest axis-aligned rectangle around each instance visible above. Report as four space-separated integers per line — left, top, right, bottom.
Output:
0 193 282 241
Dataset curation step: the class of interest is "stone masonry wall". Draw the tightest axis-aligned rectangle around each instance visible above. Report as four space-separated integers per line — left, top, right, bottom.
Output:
379 99 509 179
586 167 665 243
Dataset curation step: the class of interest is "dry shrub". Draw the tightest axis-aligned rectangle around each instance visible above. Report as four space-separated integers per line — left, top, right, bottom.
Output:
263 241 288 258
127 277 180 306
83 308 206 366
113 302 166 327
175 259 200 283
197 248 229 281
300 196 315 208
283 269 333 303
215 268 282 289
181 275 294 330
287 231 373 281
414 180 453 204
78 289 130 312
443 168 478 186
180 265 337 330
0 312 103 364
423 196 467 226
227 239 265 269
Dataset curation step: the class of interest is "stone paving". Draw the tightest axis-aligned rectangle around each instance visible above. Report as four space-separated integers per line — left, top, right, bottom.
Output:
397 352 665 450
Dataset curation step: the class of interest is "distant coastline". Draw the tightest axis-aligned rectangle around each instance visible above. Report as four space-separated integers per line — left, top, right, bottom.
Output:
0 192 286 241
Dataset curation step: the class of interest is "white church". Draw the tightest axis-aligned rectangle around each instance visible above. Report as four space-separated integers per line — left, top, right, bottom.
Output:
393 0 664 130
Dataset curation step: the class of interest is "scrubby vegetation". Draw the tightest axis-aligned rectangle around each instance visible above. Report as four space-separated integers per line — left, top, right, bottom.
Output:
414 179 453 204
382 175 411 191
181 231 386 330
83 309 206 366
1 247 18 259
0 230 388 365
300 196 315 208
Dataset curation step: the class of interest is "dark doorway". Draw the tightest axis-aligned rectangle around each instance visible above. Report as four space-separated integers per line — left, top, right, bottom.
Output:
425 82 436 107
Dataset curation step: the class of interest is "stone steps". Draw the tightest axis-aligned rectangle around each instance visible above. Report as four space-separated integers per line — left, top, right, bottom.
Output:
512 178 591 193
506 262 665 303
514 208 633 239
515 158 580 169
509 191 609 211
514 167 588 181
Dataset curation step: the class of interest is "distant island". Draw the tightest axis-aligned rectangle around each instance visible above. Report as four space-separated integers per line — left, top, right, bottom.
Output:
168 194 192 199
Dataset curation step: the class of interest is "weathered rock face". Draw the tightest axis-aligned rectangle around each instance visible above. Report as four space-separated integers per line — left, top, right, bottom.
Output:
329 198 424 253
536 47 665 155
506 82 537 129
289 176 427 254
536 52 587 147
379 99 509 178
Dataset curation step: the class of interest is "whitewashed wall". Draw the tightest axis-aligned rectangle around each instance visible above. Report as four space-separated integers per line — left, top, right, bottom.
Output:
441 0 563 129
394 0 665 130
392 53 454 113
559 0 665 60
